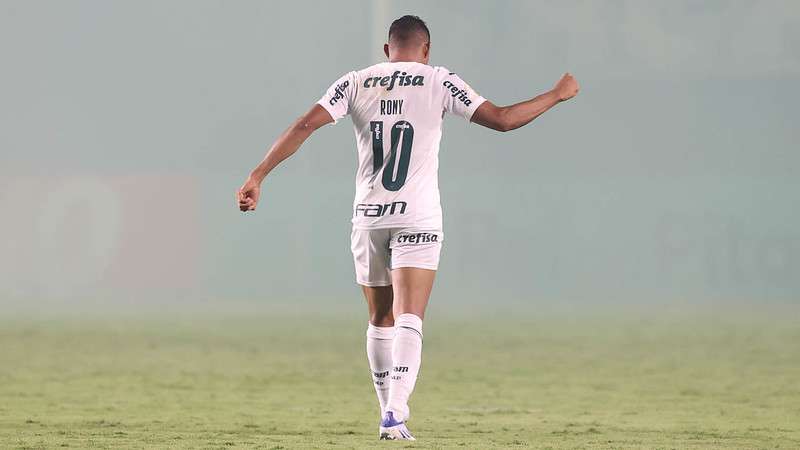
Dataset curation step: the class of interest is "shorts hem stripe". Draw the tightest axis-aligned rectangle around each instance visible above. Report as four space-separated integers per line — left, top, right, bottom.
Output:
356 280 393 287
391 263 439 271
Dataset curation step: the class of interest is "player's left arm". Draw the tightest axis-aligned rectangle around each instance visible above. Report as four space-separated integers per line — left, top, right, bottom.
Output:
471 73 579 132
237 104 333 212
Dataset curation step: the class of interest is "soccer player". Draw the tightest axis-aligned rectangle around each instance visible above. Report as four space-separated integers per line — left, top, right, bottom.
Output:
237 15 579 441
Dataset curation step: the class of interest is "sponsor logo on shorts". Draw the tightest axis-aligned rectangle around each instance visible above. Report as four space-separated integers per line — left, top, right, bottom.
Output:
443 80 473 106
328 80 350 106
355 201 407 217
396 232 439 244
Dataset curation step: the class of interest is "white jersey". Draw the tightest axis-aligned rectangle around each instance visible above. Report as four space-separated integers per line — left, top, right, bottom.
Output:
317 61 485 230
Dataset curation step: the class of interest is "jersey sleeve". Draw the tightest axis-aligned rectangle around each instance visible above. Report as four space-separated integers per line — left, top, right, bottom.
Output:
441 70 486 121
316 72 357 124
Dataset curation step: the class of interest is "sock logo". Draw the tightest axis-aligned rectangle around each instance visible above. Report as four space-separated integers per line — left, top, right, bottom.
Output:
393 366 409 373
373 370 389 378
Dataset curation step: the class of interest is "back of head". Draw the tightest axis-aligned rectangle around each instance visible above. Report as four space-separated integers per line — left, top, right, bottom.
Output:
388 15 430 48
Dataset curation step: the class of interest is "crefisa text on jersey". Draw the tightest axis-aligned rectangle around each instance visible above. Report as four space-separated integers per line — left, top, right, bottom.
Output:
355 201 407 217
364 71 424 90
443 80 473 106
328 80 349 106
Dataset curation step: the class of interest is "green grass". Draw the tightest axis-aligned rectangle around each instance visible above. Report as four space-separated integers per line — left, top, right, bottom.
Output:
1 308 799 449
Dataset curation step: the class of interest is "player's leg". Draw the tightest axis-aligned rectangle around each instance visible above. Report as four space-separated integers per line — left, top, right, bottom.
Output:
362 285 394 415
383 267 435 423
351 228 395 420
363 285 394 326
380 229 441 440
390 267 435 319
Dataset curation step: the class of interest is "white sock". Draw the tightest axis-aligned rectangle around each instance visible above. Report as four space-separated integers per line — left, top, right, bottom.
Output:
385 313 423 422
366 324 394 415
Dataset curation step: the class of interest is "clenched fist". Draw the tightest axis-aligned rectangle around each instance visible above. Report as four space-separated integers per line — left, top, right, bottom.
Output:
237 177 261 212
553 73 579 102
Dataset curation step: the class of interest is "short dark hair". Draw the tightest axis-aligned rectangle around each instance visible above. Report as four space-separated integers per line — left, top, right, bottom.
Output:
388 15 430 45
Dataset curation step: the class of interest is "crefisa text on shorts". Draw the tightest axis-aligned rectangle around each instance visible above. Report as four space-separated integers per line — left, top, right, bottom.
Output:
395 232 439 244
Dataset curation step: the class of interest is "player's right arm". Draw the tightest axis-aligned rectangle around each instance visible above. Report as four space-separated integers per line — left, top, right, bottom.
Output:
237 71 355 212
237 105 333 212
471 73 579 132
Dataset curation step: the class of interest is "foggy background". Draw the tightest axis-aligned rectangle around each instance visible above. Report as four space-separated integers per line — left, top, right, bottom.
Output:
1 0 798 310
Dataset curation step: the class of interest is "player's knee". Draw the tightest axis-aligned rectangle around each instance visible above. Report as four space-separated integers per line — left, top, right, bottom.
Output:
395 313 423 339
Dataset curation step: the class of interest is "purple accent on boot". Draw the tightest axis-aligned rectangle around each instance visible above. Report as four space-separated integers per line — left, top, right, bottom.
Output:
381 411 402 427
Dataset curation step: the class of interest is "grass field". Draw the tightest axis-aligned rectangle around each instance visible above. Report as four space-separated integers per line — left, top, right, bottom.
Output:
1 307 799 449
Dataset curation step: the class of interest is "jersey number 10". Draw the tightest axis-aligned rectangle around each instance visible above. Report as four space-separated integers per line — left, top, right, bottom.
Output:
369 120 414 191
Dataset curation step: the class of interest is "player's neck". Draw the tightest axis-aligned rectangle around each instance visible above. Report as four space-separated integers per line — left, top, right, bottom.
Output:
387 53 425 64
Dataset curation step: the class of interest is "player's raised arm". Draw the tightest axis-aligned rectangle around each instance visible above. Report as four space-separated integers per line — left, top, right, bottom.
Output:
471 72 579 132
237 104 333 212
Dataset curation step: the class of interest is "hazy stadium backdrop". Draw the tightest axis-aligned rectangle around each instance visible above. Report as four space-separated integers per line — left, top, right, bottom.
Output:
1 1 798 448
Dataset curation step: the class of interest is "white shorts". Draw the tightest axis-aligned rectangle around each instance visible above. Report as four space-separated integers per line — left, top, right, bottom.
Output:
350 227 443 287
